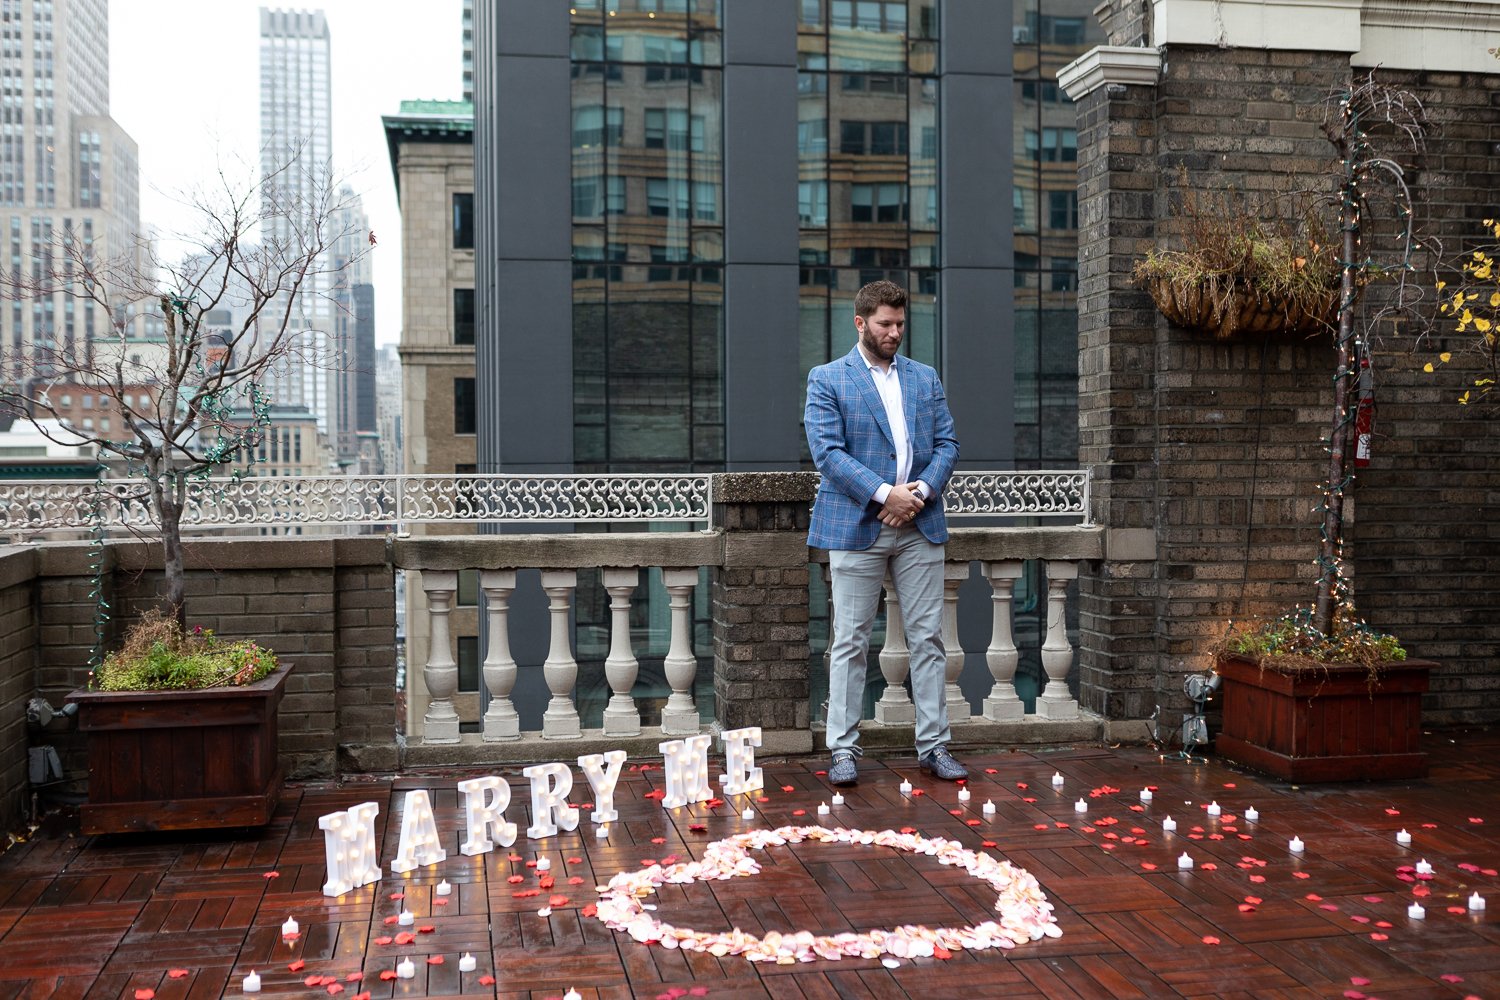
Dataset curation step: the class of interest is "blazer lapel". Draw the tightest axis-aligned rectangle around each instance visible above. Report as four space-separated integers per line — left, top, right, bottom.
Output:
897 355 919 446
846 346 895 448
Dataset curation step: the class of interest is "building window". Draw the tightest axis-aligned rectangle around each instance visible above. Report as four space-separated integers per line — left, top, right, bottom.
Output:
1048 190 1078 230
799 181 828 226
571 105 622 148
850 182 907 223
839 120 908 156
454 288 475 345
453 192 474 249
454 377 476 435
644 108 706 151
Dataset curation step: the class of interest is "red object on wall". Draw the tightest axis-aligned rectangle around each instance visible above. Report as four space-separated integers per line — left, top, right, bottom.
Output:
1354 358 1374 468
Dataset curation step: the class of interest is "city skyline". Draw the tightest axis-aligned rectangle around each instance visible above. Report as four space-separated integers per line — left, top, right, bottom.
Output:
109 0 462 348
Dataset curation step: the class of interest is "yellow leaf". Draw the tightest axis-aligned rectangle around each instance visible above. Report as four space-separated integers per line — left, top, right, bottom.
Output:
1462 309 1474 324
1477 265 1492 279
1437 280 1448 291
1441 352 1453 362
1490 291 1499 307
1477 319 1493 333
1423 362 1435 372
1460 391 1471 404
1477 378 1496 387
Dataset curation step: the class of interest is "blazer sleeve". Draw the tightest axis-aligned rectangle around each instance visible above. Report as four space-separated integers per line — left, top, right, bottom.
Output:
914 372 959 493
805 366 885 505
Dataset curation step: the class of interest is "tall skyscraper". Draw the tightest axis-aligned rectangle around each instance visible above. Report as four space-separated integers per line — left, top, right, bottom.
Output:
331 184 376 469
1 0 141 384
461 0 473 102
257 7 337 449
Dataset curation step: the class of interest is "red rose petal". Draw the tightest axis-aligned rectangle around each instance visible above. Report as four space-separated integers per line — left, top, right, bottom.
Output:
134 992 155 1000
1200 863 1218 871
781 785 795 792
379 970 397 981
1237 903 1256 912
650 837 666 844
548 894 570 907
792 809 806 816
1350 978 1371 986
427 955 444 965
508 854 524 862
1245 896 1263 905
480 976 496 986
263 871 280 879
1350 915 1370 924
1344 992 1367 1000
394 932 416 945
1305 894 1323 901
900 827 917 834
1201 935 1220 945
582 904 598 918
373 936 392 946
417 924 436 934
289 960 307 972
326 985 345 997
167 970 189 980
567 857 582 864
389 892 404 900
346 972 364 982
1249 875 1266 883
689 823 708 832
1370 932 1388 941
1140 862 1158 871
305 976 323 988
507 875 525 884
1471 817 1485 824
981 840 997 848
1293 871 1311 879
1441 974 1465 983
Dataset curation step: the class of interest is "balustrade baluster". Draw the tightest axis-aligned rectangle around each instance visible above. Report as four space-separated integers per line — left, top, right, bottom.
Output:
479 570 520 741
601 567 642 736
874 575 915 725
420 570 460 744
540 569 582 739
660 567 701 735
982 560 1025 721
942 563 972 723
1036 559 1081 719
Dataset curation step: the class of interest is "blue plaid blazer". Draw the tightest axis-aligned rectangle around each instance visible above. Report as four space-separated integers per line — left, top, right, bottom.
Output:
805 345 959 551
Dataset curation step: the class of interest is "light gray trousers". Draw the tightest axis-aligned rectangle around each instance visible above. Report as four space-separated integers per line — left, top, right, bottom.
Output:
825 523 950 758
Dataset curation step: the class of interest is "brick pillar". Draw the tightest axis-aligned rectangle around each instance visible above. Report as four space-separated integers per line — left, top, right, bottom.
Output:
1064 47 1165 720
709 472 817 755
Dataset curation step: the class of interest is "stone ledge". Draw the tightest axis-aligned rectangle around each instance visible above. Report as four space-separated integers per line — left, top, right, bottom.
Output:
711 472 820 504
393 532 727 571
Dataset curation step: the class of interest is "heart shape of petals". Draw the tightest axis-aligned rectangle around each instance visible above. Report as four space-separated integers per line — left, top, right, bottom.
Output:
593 825 1060 963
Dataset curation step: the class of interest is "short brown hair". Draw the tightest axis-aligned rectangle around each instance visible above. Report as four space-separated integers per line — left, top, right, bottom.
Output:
853 279 907 319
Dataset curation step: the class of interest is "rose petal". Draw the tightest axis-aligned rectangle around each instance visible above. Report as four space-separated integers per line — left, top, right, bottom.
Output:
134 992 155 1000
427 955 444 965
549 895 570 907
1370 932 1388 941
379 970 397 981
479 976 496 986
289 960 306 972
167 970 189 980
263 871 280 879
1201 935 1220 945
1293 871 1311 879
1441 974 1465 984
1350 978 1371 987
373 936 392 946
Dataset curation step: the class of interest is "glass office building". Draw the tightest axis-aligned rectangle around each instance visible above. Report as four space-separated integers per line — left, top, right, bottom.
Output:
470 1 1103 727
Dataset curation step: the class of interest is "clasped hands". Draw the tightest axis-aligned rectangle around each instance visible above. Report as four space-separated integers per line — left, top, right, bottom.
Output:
878 482 925 528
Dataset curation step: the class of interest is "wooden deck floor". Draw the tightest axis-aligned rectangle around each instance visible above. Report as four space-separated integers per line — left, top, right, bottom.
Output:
2 734 1498 999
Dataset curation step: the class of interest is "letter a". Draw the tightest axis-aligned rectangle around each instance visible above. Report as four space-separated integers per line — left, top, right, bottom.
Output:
390 789 448 874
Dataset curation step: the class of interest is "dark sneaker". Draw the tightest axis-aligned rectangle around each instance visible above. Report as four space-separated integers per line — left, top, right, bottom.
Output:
829 750 858 786
919 745 968 781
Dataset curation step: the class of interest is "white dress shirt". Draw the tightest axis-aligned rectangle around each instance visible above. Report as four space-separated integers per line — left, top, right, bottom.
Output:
857 345 931 506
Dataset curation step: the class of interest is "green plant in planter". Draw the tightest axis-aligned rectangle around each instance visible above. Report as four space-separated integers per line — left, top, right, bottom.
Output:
94 610 280 691
1217 607 1405 670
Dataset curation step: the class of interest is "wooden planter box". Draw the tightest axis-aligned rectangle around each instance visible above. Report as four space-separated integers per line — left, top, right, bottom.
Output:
68 666 291 835
1214 653 1436 782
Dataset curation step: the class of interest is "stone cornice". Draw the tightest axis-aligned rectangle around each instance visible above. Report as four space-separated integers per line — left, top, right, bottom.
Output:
1355 0 1500 72
1057 45 1165 101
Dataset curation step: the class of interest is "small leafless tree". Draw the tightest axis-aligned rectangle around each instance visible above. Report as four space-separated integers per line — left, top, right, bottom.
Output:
0 154 367 619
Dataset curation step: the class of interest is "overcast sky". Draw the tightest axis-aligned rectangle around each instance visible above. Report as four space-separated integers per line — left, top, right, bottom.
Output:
109 0 464 347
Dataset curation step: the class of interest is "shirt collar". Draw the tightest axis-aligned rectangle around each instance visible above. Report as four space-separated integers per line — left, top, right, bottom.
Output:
856 343 897 375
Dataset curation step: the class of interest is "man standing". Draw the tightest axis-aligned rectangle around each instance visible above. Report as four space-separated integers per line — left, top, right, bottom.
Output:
805 280 965 786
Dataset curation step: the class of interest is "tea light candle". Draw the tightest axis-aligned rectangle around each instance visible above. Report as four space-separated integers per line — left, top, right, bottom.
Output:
281 916 299 937
899 779 913 796
741 807 755 821
831 793 845 806
1396 828 1412 845
1074 798 1088 813
459 952 477 972
1470 892 1486 911
1051 772 1064 788
1177 852 1193 870
397 957 416 979
1206 801 1221 816
1407 902 1425 920
242 970 262 993
1139 788 1153 803
1288 836 1304 853
397 907 414 926
957 787 971 802
564 990 582 1000
1243 806 1259 822
436 879 452 896
596 823 610 839
1162 816 1177 832
817 802 831 816
1415 859 1434 875
536 857 552 872
982 799 996 816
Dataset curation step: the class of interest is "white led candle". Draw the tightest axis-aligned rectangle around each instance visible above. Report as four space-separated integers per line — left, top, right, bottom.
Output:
1162 816 1176 832
1178 852 1193 870
564 990 582 1000
1051 772 1064 787
596 823 610 839
831 793 844 805
1288 836 1304 853
1074 798 1087 813
536 857 552 872
957 787 971 802
1139 788 1152 803
741 806 755 821
982 800 996 816
459 953 477 972
397 958 415 979
436 879 452 896
1407 902 1425 919
1244 806 1259 822
397 907 414 926
1415 859 1433 875
242 971 261 993
1470 892 1486 911
817 802 830 816
899 779 913 796
1396 828 1412 845
1206 801 1221 816
281 917 298 937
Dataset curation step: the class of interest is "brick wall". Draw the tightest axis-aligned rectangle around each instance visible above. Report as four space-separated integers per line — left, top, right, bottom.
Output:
0 550 37 835
1074 41 1500 724
30 537 398 784
709 473 818 750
